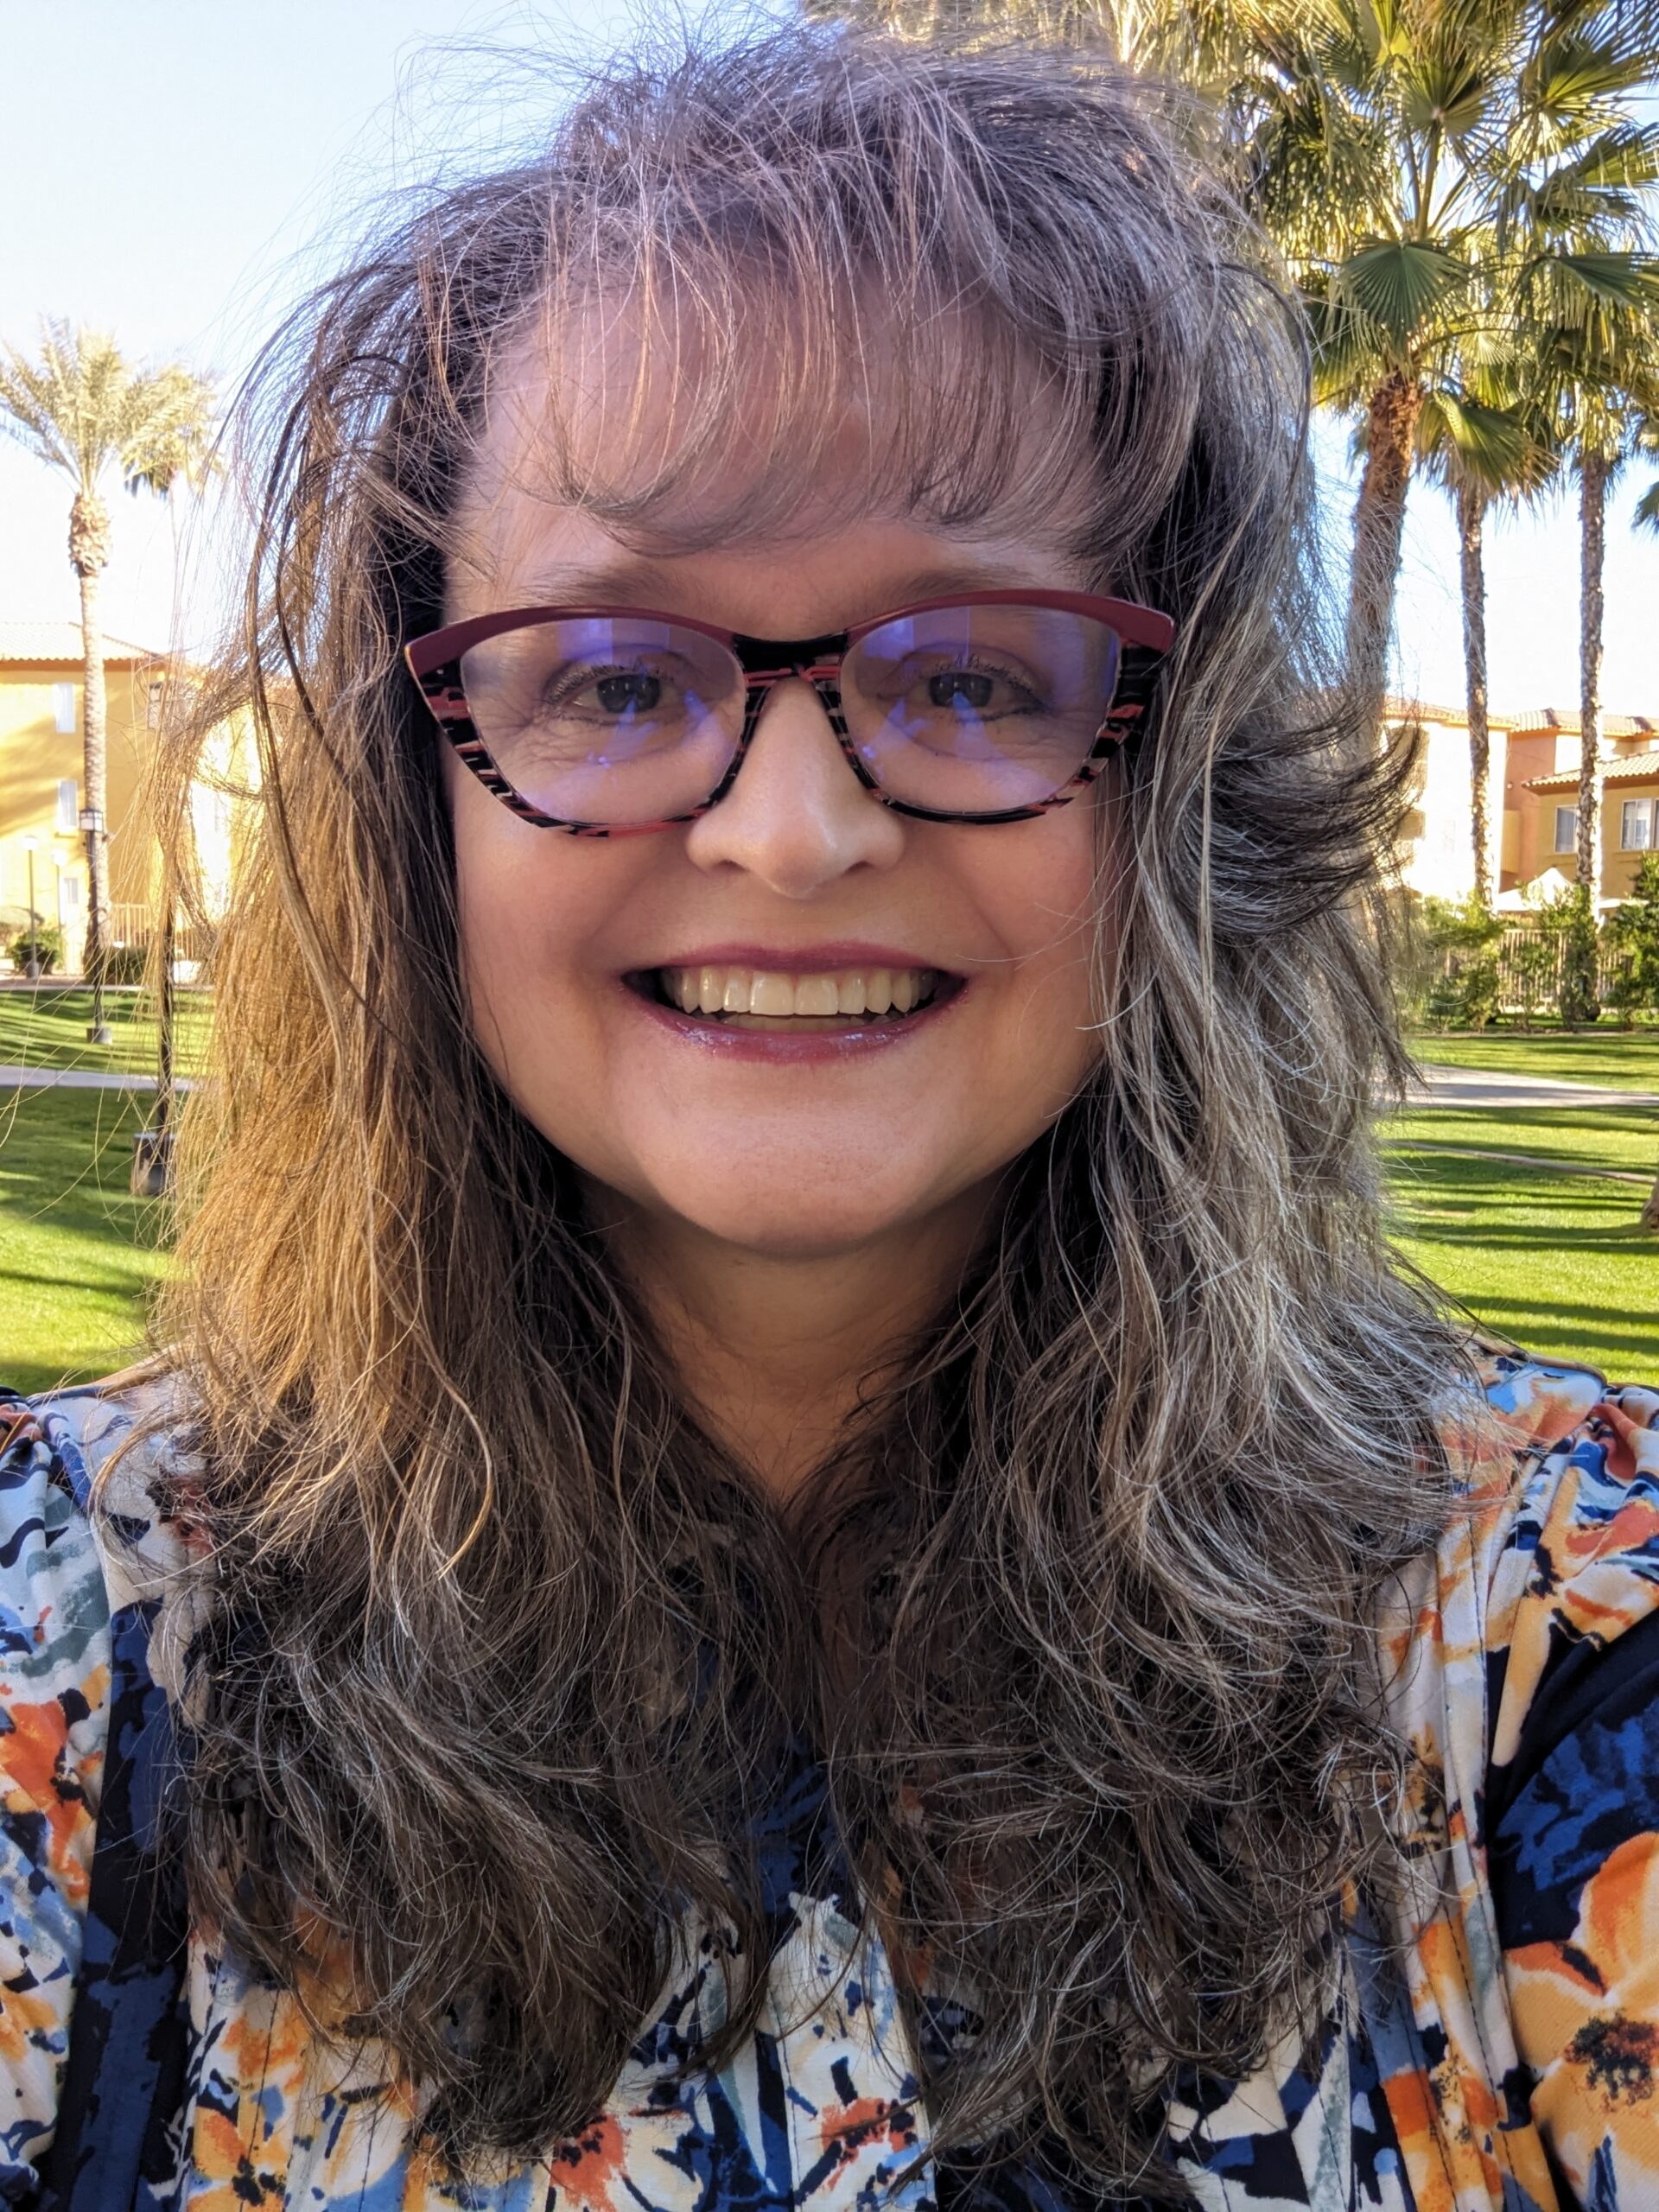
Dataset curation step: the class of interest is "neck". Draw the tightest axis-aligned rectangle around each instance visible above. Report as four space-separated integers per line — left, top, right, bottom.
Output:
595 1188 998 1500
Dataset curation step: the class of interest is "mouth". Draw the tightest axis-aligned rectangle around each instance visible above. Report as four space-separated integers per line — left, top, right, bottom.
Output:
626 962 963 1033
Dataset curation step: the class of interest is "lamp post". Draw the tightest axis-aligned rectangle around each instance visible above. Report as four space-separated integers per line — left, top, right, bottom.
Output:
22 837 39 982
77 805 111 1043
130 902 176 1198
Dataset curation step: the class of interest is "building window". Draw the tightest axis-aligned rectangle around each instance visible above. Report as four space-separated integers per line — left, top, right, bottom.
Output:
53 683 76 734
1621 798 1655 851
55 779 78 834
1554 805 1576 854
146 679 164 730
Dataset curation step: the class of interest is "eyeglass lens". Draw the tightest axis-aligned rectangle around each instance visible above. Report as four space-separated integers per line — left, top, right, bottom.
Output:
455 603 1124 826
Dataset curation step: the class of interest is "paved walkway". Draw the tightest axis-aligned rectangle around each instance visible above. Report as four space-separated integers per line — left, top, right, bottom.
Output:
0 1065 189 1092
1406 1065 1659 1110
1388 1141 1654 1186
0 1062 1651 1110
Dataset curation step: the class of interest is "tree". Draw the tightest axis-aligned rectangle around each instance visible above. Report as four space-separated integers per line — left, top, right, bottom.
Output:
810 0 1659 734
1636 409 1659 532
0 322 214 1017
1245 0 1659 736
1610 848 1659 1230
1417 383 1554 906
1500 13 1659 915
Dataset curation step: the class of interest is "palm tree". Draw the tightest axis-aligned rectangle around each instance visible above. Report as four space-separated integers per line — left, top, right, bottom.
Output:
1244 0 1659 734
822 0 1659 739
1629 424 1659 1230
0 322 214 1032
1515 220 1659 932
1417 382 1554 906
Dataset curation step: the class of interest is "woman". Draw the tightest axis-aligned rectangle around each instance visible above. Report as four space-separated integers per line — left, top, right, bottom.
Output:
4 25 1656 2212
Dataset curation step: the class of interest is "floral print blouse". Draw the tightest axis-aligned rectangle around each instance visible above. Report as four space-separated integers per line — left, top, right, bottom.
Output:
1 1351 1657 2211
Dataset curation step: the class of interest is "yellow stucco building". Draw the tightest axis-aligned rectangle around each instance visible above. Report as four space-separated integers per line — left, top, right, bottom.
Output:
0 622 253 975
1389 697 1658 911
0 621 168 971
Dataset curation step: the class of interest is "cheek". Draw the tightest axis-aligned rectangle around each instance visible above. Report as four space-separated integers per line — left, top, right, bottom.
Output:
968 801 1114 1070
444 758 628 1077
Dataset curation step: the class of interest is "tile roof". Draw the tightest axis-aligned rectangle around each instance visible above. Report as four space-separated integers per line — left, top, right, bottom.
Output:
1503 708 1656 739
1385 696 1656 738
1526 747 1659 793
0 621 162 666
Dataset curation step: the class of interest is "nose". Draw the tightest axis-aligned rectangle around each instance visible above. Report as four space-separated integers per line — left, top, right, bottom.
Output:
682 677 906 894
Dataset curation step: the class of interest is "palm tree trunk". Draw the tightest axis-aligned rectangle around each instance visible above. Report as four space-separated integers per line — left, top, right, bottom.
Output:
1577 453 1607 899
1457 481 1493 910
68 489 111 987
1347 372 1424 734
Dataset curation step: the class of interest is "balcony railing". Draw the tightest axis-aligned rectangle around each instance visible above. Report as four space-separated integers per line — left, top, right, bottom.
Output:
107 903 217 969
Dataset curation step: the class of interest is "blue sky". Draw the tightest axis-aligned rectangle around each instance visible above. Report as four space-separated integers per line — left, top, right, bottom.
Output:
2 0 1656 715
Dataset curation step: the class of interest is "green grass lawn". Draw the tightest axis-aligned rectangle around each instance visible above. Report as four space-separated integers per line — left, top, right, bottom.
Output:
1387 1104 1659 1175
1410 1025 1659 1092
1378 1096 1659 1376
1387 1147 1659 1379
0 985 212 1077
0 1086 168 1394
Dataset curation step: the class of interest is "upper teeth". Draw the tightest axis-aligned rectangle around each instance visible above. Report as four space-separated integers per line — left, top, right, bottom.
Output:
661 965 937 1017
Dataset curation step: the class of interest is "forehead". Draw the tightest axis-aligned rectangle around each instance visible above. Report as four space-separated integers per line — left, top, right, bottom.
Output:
444 289 1101 608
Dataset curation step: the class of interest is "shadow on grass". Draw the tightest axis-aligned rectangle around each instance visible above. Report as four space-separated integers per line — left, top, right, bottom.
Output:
1385 1104 1659 1175
1389 1149 1658 1374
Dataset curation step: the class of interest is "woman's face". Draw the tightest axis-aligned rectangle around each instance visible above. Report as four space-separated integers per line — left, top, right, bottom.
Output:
442 341 1115 1263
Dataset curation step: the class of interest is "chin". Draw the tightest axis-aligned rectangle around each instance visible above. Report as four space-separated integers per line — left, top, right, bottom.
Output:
657 1178 937 1259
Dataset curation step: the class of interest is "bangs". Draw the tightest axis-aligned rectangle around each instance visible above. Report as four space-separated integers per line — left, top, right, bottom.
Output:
485 256 1093 558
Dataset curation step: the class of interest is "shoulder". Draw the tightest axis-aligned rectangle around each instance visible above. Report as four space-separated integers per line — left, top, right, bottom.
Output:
1373 1343 1659 1925
0 1384 117 1806
0 1370 194 2191
0 1360 194 1847
1377 1345 1659 1763
1363 1352 1659 2207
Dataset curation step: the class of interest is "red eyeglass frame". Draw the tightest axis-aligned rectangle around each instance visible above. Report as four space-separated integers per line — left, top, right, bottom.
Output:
404 588 1176 836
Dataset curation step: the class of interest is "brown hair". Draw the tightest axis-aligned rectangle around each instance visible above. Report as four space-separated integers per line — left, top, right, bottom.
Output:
153 22 1464 2196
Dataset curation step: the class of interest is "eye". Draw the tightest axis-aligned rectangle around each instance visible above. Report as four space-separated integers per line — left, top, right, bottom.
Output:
591 671 663 715
927 670 996 712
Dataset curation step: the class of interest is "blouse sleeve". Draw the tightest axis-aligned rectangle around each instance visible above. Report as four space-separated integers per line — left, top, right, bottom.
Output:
0 1398 111 2201
1485 1385 1659 2210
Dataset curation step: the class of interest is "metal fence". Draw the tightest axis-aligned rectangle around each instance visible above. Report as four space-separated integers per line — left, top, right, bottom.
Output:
1494 925 1630 1007
1423 924 1633 1017
108 903 217 968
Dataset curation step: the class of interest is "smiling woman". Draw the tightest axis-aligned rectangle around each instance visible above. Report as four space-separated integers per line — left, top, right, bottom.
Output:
3 22 1659 2212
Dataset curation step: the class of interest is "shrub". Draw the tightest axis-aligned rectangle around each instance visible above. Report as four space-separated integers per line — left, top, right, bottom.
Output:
1602 855 1659 1027
1408 894 1505 1029
7 922 64 975
101 944 149 987
1506 930 1559 1031
1553 884 1602 1027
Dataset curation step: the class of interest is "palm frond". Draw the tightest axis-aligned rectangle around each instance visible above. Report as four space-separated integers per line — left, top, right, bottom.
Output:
1418 387 1557 496
1332 237 1469 338
0 319 217 510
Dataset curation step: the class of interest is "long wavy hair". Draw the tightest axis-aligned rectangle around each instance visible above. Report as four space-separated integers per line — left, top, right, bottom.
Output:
150 22 1469 2197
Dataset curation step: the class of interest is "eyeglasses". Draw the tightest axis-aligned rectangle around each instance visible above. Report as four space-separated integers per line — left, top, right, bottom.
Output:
404 589 1175 836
